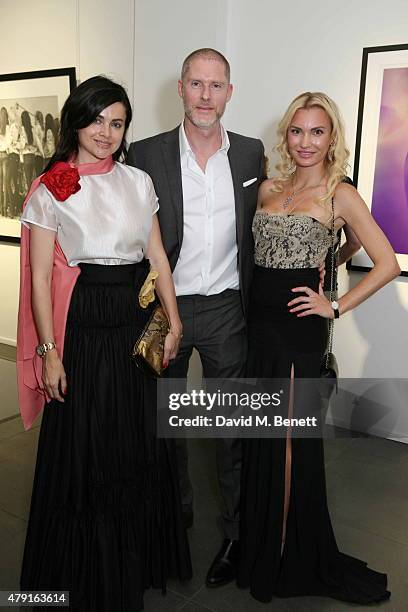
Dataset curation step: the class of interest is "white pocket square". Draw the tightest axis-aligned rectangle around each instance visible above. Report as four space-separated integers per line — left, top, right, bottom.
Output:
243 177 257 187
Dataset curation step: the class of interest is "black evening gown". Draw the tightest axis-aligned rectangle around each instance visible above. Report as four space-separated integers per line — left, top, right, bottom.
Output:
21 262 192 611
238 213 390 605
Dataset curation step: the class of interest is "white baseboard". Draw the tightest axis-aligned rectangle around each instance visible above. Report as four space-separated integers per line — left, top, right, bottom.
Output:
326 414 408 444
0 336 16 347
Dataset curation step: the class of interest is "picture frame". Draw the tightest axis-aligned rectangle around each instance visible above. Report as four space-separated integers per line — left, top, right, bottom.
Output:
347 43 408 277
0 67 76 244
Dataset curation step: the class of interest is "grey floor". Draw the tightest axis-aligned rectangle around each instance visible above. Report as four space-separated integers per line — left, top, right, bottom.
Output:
1 376 408 610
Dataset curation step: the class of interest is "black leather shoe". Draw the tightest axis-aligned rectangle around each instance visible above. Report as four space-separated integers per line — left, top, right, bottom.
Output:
206 539 239 588
182 506 194 529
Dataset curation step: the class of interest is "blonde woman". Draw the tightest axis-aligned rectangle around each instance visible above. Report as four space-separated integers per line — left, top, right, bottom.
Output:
238 92 399 604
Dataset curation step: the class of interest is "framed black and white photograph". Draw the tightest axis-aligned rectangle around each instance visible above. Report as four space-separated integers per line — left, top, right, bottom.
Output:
348 43 408 277
0 67 76 244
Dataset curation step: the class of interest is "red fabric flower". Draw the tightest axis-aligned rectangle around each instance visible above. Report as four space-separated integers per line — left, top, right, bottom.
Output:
40 161 81 201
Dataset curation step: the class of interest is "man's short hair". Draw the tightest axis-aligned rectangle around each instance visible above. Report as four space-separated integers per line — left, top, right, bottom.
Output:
181 48 231 82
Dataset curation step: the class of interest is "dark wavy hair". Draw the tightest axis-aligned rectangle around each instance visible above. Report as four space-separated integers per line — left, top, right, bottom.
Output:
44 113 57 142
35 110 44 130
44 75 132 172
21 110 34 146
0 107 8 135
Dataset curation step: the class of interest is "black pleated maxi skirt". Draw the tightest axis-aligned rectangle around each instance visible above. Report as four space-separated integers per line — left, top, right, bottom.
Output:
21 262 192 611
238 265 390 605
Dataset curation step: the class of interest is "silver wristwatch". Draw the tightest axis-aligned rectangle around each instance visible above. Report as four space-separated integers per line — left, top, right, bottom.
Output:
331 300 340 319
36 341 56 357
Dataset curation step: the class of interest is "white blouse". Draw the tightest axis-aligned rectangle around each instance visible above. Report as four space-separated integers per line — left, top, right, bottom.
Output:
21 163 159 266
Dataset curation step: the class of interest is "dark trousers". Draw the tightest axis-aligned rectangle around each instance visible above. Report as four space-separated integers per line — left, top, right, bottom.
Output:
0 152 7 216
23 153 36 188
35 154 45 177
168 289 247 540
6 153 19 217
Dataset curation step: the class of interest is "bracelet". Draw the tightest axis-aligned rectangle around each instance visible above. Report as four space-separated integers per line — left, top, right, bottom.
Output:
36 341 57 357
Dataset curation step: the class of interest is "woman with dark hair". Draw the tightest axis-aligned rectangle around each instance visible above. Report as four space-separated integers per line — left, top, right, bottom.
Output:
6 105 21 217
0 106 9 216
54 115 60 136
33 110 45 176
18 75 191 611
43 113 57 167
20 110 37 189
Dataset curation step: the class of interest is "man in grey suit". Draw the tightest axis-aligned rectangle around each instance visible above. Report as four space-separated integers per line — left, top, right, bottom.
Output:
127 48 266 588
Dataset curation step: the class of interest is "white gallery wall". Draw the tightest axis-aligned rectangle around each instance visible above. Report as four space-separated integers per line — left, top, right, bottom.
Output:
0 0 407 435
0 0 136 345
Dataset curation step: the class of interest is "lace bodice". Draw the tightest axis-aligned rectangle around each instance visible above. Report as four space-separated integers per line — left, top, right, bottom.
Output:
253 211 335 269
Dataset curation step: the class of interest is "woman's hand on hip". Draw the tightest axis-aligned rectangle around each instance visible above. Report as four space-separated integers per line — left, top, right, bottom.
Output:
42 351 67 402
288 284 334 319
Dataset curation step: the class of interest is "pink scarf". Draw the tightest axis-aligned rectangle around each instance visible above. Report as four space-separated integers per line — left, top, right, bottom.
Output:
17 155 115 430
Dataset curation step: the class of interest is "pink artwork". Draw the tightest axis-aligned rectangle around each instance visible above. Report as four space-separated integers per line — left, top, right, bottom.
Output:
371 67 408 254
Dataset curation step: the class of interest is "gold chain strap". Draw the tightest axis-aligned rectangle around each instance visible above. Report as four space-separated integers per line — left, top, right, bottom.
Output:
326 198 337 368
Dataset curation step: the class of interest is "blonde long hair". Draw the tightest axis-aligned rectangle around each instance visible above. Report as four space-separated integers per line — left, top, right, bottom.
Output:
273 92 350 206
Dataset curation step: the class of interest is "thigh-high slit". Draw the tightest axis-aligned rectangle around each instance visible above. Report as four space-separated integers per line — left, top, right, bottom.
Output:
238 265 390 605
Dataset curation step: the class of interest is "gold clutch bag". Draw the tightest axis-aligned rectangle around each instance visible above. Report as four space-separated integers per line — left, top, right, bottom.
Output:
131 269 169 377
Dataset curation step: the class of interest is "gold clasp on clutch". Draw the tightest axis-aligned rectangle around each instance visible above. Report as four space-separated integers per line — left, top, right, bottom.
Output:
139 269 159 308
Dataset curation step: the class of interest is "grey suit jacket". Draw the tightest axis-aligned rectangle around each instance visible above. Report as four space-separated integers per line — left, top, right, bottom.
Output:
127 126 266 316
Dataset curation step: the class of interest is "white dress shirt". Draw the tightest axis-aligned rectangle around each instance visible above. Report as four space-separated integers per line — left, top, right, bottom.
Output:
173 122 238 296
21 163 159 266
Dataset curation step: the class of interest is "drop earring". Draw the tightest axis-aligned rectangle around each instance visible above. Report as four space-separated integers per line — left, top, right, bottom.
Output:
328 141 335 162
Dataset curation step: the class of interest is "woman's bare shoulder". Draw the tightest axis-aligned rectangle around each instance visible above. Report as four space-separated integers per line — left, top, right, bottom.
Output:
334 181 359 203
258 177 281 207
